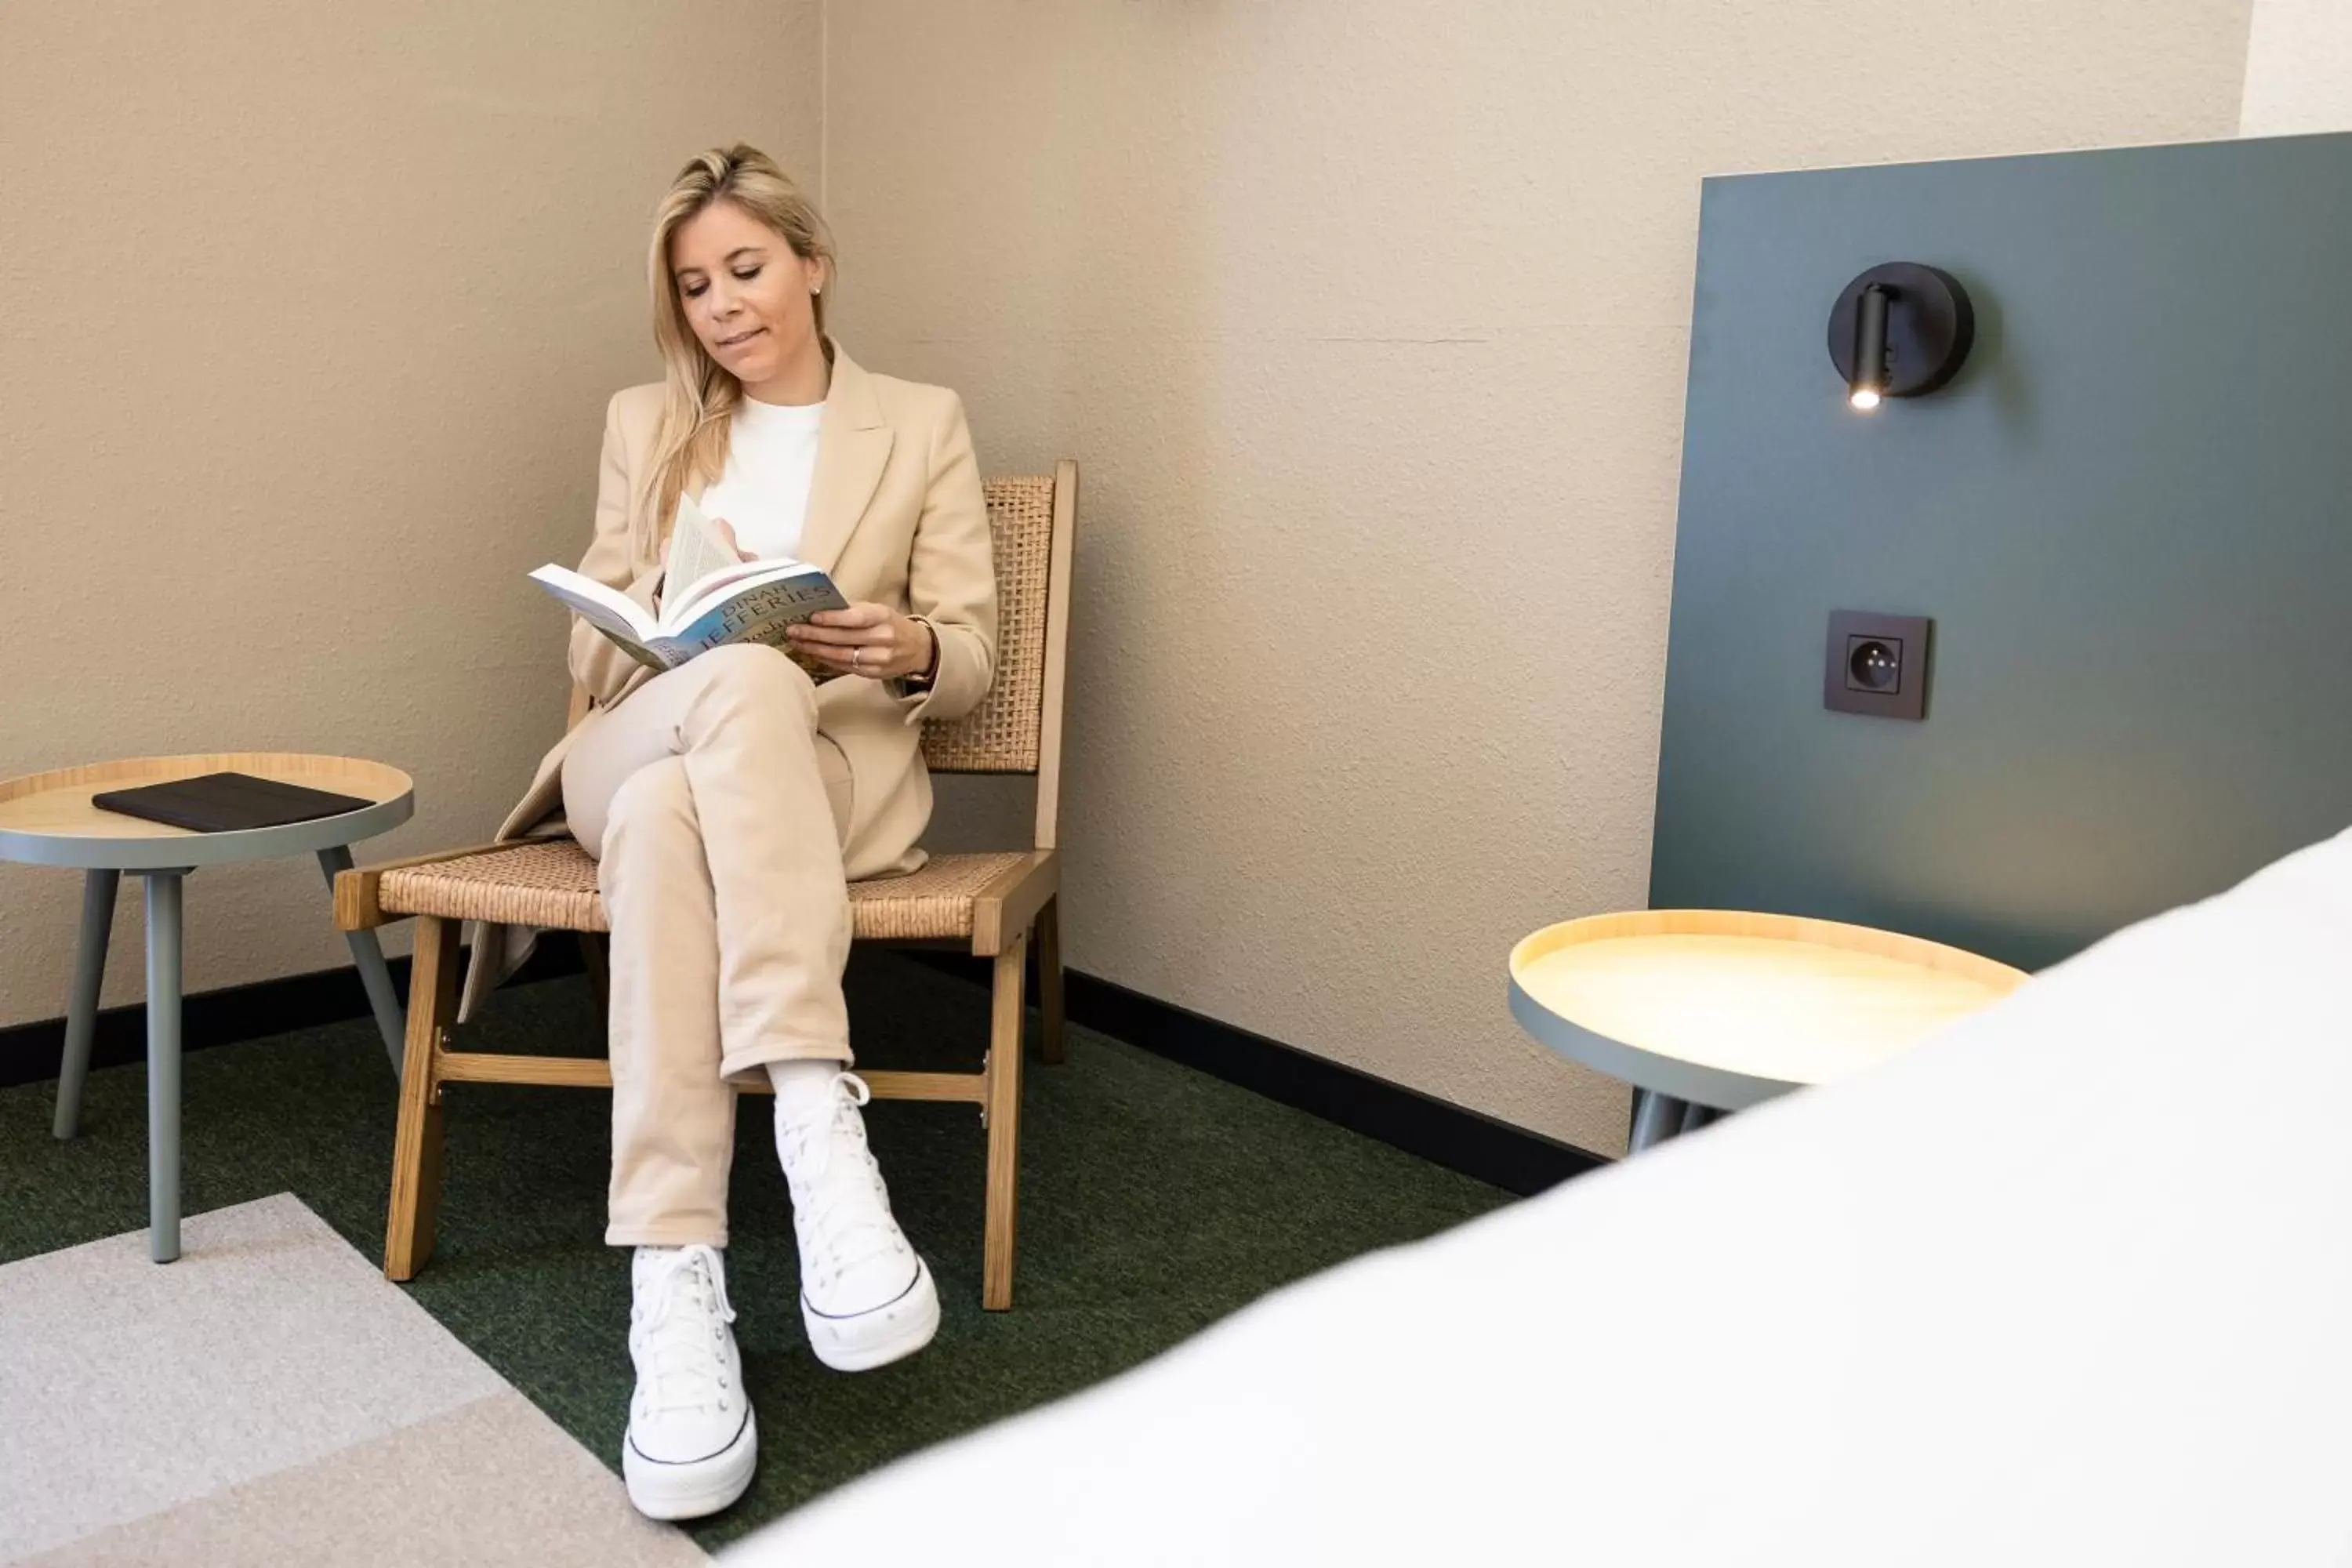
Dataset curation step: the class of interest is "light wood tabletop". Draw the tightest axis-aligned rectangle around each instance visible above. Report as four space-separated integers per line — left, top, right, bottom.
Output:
1511 909 2028 1139
0 753 412 870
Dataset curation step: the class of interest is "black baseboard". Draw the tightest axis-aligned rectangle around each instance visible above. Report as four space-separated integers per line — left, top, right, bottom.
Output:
1 936 1606 1196
905 951 1605 1196
0 941 584 1091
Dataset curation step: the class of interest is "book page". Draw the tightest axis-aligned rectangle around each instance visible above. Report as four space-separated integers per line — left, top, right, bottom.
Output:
528 564 655 637
666 491 746 612
526 564 672 672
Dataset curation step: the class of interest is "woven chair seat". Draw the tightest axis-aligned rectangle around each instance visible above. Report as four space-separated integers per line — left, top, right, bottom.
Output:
376 838 1033 942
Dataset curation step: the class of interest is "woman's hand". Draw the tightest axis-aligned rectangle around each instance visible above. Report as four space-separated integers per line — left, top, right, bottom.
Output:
788 604 938 681
710 517 754 562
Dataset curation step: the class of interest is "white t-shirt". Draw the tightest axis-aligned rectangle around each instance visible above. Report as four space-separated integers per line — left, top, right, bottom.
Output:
701 394 825 561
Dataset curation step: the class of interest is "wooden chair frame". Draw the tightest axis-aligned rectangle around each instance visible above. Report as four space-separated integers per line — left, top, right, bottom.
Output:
336 461 1077 1311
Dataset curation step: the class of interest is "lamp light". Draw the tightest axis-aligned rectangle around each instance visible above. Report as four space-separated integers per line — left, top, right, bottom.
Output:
1828 263 1974 411
1849 284 1889 410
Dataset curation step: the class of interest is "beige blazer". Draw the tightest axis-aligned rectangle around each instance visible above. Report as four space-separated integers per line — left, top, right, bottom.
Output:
456 345 999 1021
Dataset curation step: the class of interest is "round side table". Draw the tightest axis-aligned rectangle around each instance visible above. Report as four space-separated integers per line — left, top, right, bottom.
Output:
1510 910 2027 1154
0 753 415 1261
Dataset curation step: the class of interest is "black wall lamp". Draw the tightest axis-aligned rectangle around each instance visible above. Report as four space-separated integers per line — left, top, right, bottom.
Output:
1828 263 1975 412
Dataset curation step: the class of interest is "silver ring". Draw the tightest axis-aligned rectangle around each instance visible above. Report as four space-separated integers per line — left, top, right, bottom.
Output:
853 647 864 670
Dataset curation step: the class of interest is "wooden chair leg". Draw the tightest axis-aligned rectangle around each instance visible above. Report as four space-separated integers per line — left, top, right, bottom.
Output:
386 916 457 1281
579 930 609 1024
982 930 1029 1311
1036 896 1066 1065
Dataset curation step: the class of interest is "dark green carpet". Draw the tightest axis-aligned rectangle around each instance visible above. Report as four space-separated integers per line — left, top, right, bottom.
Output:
0 950 1508 1548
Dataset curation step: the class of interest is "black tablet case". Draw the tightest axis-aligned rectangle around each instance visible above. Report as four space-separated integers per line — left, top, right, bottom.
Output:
89 771 372 833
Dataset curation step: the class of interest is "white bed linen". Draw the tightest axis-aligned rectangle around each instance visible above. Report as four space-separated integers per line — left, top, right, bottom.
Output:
730 826 2352 1566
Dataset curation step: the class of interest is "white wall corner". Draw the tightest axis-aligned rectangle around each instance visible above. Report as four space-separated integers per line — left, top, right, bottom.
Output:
2240 0 2352 136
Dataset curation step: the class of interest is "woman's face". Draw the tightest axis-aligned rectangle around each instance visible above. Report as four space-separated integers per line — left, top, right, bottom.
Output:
669 199 825 391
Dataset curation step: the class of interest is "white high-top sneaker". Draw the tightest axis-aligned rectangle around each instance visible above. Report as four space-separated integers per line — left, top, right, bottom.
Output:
775 1071 942 1371
622 1244 757 1520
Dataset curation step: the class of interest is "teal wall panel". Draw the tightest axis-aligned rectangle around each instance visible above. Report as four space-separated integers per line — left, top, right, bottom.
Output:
1651 133 2352 969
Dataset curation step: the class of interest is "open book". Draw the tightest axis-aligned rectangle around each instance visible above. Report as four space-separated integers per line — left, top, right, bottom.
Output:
528 491 849 678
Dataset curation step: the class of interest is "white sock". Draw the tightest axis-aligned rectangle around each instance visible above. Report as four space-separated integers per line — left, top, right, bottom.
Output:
768 1058 848 1127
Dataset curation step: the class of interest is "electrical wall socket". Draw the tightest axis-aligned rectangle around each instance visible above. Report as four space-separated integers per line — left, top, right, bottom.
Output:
1824 611 1931 720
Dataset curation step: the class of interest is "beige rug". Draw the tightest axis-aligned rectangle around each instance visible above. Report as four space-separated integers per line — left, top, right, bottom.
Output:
0 1193 703 1566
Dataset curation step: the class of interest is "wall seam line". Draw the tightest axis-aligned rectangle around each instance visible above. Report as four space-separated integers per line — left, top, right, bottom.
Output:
818 0 830 206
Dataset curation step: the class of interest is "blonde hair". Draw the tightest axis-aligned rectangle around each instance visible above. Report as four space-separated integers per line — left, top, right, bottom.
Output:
637 143 837 557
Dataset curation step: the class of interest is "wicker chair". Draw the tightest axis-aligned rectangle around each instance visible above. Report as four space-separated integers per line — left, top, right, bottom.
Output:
333 461 1077 1311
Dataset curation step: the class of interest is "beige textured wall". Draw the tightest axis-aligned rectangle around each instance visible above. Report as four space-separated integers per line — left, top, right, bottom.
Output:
822 1 2254 1152
0 2 821 1029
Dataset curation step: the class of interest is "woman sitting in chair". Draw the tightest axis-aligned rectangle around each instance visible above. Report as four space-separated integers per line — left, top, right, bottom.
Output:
492 143 996 1520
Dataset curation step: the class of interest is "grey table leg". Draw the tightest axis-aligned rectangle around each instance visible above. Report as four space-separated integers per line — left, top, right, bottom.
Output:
318 845 405 1078
145 870 187 1264
1627 1087 1689 1154
52 868 122 1141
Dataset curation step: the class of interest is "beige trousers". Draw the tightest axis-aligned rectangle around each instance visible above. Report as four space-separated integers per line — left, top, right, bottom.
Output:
562 644 857 1248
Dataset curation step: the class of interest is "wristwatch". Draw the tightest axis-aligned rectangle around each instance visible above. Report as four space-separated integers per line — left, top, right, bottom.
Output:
902 619 940 691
